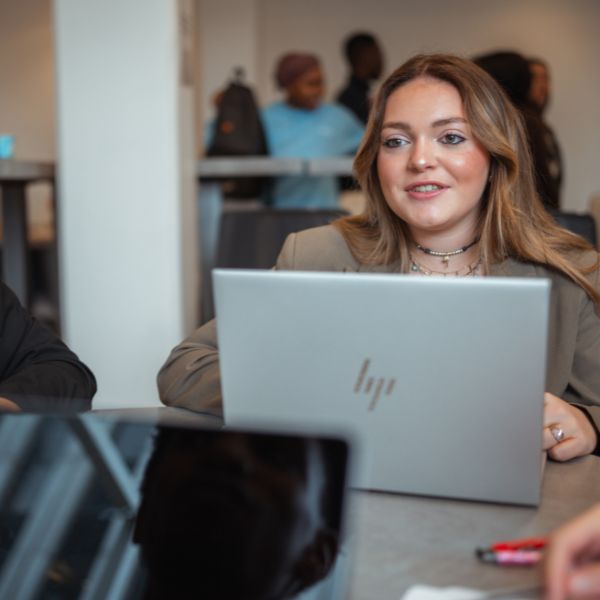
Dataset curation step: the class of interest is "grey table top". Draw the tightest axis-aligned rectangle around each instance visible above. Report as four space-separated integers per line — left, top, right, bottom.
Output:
348 455 600 599
0 159 54 182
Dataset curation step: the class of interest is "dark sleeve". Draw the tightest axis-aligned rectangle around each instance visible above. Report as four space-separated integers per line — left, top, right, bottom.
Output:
0 282 97 411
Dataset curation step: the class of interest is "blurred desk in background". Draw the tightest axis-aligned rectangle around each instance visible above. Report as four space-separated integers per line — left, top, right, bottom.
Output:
197 156 306 178
0 160 55 307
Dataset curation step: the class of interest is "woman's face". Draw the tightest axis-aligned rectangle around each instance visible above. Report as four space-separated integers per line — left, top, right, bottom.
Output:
376 76 490 244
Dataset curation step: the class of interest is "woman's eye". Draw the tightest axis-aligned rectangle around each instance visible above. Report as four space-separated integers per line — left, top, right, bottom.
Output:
440 133 465 145
382 138 408 148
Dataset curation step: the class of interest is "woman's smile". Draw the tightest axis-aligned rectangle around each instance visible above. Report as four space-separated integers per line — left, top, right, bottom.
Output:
404 180 450 200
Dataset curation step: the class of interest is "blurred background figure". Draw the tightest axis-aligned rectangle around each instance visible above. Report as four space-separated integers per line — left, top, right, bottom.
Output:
474 50 561 210
528 57 551 111
528 56 563 205
336 32 384 124
262 52 364 208
133 427 348 600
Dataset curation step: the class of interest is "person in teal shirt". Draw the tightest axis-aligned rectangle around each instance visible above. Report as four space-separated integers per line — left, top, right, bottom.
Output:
263 53 365 208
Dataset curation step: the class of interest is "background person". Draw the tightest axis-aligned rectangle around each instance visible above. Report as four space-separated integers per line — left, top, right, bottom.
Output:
336 32 385 124
545 503 600 600
474 50 561 209
0 281 96 411
262 52 364 208
336 32 384 194
528 56 563 204
158 54 600 462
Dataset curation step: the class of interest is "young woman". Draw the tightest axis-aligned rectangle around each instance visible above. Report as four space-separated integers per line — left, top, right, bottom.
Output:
159 54 600 461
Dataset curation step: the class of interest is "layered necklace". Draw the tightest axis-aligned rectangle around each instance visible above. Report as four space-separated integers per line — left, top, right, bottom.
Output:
410 237 482 277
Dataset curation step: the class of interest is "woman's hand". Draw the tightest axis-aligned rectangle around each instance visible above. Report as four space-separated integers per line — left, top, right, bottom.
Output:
545 503 600 600
543 393 597 461
0 397 20 412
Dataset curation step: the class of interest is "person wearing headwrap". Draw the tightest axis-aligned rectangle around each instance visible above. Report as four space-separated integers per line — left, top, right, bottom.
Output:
276 54 319 85
261 52 365 208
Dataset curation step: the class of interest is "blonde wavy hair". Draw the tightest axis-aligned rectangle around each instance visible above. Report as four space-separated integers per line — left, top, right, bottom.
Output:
335 53 600 305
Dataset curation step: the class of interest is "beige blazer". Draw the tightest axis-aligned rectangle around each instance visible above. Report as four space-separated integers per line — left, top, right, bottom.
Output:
157 225 600 434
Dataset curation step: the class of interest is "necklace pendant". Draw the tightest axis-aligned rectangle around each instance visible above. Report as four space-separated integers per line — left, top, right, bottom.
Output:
442 255 450 266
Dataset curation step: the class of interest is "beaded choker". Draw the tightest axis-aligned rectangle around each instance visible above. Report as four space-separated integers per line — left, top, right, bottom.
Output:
415 237 480 266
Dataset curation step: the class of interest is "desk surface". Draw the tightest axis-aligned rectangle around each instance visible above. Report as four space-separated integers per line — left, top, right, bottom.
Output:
349 455 600 598
0 159 54 182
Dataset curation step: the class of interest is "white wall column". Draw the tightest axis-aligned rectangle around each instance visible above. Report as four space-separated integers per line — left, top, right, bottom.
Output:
54 0 197 408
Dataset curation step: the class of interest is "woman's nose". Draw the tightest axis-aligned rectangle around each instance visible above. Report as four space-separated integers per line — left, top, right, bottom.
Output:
408 138 436 171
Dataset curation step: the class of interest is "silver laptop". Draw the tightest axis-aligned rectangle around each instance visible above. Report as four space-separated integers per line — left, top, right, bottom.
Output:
213 269 550 506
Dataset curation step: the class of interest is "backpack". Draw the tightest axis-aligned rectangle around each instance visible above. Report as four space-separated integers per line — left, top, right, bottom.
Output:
206 69 270 199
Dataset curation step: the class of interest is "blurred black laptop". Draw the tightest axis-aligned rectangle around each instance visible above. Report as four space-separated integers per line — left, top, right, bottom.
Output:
0 413 350 600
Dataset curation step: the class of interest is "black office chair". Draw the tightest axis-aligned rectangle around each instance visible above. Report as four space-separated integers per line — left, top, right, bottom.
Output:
200 207 348 323
549 210 597 246
215 207 349 269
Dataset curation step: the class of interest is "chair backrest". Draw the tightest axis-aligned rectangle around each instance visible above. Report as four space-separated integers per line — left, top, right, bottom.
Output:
198 207 347 322
549 210 597 247
216 208 348 269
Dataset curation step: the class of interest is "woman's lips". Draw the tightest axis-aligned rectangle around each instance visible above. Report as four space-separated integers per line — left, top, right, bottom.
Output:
405 182 449 200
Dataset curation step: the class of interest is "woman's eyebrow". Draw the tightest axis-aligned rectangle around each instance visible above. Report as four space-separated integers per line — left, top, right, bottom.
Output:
431 117 468 127
381 117 468 131
381 121 411 131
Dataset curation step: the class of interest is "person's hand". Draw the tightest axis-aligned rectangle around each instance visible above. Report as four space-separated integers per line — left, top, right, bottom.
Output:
545 503 600 600
0 397 20 412
543 393 597 461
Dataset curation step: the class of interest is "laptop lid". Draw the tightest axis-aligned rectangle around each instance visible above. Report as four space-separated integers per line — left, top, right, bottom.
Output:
214 269 550 506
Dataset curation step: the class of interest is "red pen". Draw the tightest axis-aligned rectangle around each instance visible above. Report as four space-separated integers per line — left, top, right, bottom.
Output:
477 548 543 566
490 536 547 551
476 536 547 567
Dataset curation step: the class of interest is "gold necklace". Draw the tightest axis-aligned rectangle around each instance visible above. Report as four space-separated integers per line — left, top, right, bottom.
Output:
409 254 483 277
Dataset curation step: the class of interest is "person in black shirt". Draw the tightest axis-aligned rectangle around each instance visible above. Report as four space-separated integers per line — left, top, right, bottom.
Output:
336 32 384 124
336 33 384 191
0 281 96 411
